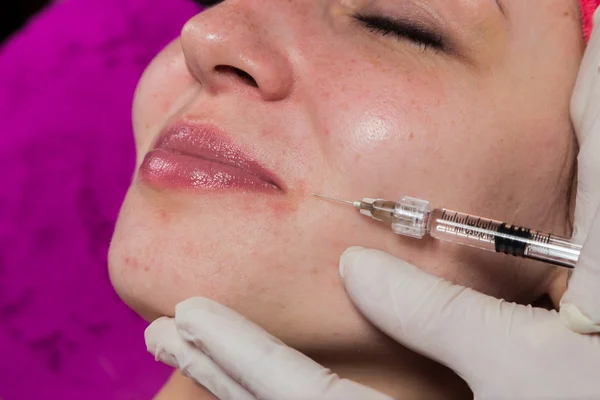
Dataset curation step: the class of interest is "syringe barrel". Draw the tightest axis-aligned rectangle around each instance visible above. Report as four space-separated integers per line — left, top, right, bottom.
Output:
427 208 581 269
524 233 580 268
427 209 499 251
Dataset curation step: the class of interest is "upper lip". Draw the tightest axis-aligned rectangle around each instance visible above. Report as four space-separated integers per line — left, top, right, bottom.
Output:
152 121 284 191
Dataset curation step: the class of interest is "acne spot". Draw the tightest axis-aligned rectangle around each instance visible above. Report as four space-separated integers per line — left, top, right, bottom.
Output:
323 128 331 137
143 266 150 272
124 256 139 271
408 132 415 141
158 209 170 222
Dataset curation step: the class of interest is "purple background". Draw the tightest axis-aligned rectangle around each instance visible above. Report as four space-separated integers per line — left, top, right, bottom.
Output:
0 0 201 398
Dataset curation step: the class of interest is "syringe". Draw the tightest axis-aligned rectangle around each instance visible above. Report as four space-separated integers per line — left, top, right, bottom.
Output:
314 194 581 269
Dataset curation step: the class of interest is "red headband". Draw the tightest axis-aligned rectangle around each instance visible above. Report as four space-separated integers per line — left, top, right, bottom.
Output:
581 0 600 41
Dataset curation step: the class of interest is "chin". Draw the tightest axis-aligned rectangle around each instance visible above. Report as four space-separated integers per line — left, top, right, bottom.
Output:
108 211 174 322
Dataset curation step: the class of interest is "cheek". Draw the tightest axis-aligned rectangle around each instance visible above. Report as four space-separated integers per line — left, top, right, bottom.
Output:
311 60 448 163
314 65 513 213
321 97 446 199
132 39 196 153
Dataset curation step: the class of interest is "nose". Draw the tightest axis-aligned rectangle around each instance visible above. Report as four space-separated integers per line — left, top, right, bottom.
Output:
180 6 294 101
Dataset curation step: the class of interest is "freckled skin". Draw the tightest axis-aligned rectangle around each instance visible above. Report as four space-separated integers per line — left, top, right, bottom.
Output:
109 0 583 397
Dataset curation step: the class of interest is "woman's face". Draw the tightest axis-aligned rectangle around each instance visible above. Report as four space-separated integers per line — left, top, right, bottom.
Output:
109 0 583 352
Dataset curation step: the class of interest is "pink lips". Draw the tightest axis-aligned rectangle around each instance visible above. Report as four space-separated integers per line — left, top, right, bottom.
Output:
139 123 282 192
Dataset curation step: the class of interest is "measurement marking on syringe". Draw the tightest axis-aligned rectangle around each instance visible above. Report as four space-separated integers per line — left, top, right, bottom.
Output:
438 211 496 241
435 219 579 255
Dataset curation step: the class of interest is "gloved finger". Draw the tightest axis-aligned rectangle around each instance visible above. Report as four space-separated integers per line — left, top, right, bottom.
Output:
572 8 600 244
174 297 393 400
573 109 600 244
560 204 600 333
571 8 600 136
145 317 256 400
339 247 552 387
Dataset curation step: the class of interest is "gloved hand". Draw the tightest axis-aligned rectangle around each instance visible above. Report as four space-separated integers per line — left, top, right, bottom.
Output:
560 7 600 334
145 206 600 399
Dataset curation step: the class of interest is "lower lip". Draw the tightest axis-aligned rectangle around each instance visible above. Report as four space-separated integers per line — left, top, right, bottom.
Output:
139 149 279 191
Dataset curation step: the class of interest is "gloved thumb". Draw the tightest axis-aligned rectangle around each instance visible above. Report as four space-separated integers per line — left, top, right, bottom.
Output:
559 203 600 333
339 247 550 390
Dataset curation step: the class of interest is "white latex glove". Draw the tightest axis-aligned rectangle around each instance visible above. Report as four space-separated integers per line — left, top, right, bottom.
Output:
561 7 600 333
145 206 600 399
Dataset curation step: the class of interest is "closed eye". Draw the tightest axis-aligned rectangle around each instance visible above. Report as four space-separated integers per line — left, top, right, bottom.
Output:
192 0 224 6
354 13 445 53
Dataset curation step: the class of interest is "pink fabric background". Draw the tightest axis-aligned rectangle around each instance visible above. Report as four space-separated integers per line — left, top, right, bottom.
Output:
0 0 200 398
580 0 600 41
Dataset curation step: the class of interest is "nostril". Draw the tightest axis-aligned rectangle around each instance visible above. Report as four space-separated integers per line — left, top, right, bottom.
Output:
214 65 258 88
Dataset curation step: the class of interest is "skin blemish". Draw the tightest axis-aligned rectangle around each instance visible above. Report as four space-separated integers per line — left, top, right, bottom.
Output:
183 241 196 256
272 202 294 220
157 209 170 222
124 256 139 271
408 132 415 141
369 56 383 70
260 127 273 138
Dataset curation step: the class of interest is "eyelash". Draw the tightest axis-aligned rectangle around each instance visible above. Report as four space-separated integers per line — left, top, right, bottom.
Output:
353 14 444 52
193 0 223 6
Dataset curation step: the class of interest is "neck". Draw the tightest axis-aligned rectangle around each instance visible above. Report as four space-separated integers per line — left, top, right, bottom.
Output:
309 344 471 399
154 343 471 400
153 370 218 400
